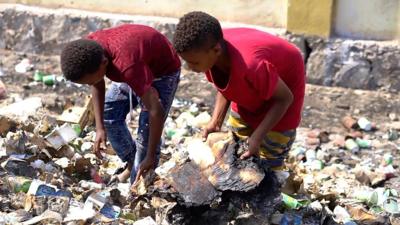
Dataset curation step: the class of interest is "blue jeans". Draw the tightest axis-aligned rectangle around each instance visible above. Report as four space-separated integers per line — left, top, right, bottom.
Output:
103 70 180 183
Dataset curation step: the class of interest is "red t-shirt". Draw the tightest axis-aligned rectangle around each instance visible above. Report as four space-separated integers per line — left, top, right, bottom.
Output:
87 24 181 97
206 28 305 131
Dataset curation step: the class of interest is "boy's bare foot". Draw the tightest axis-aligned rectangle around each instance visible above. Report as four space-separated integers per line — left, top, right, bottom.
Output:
108 163 132 184
116 168 131 182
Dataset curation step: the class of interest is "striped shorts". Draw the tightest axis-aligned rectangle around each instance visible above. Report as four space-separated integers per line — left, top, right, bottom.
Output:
227 112 296 170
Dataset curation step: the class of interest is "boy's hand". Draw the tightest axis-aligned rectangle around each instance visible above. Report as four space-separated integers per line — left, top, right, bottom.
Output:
94 129 107 159
240 135 261 159
134 156 155 184
202 122 221 141
240 78 293 160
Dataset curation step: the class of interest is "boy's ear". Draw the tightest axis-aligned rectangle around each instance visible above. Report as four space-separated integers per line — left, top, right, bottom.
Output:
101 56 108 67
213 42 222 55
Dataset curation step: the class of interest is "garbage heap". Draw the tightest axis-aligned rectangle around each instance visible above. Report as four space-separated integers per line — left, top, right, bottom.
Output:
278 116 400 225
0 92 282 225
0 57 399 224
0 95 134 224
130 132 282 225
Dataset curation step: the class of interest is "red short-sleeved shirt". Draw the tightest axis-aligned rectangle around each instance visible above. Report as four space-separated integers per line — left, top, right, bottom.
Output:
87 24 181 96
206 28 305 131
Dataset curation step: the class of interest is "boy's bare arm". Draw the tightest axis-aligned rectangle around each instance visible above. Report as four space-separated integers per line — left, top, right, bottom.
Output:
202 92 231 140
241 78 293 159
91 79 106 158
134 87 164 183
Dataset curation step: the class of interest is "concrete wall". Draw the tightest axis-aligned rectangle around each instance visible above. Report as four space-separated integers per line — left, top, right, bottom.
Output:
0 0 288 28
333 0 400 40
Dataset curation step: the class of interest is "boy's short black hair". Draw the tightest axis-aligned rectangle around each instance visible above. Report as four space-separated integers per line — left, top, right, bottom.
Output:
173 11 223 53
60 39 104 81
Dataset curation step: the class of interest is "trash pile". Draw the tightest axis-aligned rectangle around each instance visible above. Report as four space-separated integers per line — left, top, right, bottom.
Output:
0 91 278 224
0 56 399 225
130 133 282 224
0 57 133 223
0 93 134 224
277 115 400 225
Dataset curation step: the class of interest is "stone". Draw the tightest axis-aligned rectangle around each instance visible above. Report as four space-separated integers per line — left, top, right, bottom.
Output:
306 137 320 146
167 162 219 206
285 33 307 61
186 139 216 170
152 136 268 214
186 137 265 192
203 141 265 192
0 6 177 54
306 38 400 91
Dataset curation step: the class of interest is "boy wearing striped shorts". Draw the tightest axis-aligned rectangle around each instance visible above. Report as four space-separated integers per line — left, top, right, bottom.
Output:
173 12 305 170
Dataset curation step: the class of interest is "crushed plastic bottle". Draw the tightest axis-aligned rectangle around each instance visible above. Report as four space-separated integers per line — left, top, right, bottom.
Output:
281 193 309 209
3 176 32 193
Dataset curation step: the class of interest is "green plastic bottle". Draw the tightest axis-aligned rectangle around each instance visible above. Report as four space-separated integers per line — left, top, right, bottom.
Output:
6 177 32 193
15 180 32 193
34 70 45 82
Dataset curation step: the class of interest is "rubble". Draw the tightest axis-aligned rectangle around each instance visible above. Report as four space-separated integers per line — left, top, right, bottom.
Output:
0 94 398 224
0 9 399 223
167 162 220 206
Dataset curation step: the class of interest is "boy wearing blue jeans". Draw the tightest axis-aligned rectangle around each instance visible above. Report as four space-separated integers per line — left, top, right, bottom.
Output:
60 24 181 183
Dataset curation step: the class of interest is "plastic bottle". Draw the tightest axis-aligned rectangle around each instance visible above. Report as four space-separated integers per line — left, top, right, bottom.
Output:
345 138 359 153
4 176 32 193
34 70 45 82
